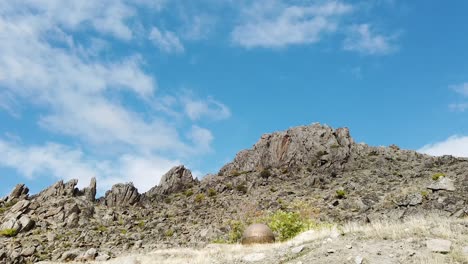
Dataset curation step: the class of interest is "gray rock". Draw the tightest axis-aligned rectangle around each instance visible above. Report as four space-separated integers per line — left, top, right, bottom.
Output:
146 165 198 196
95 253 111 261
427 177 456 191
18 215 35 232
355 256 364 264
6 184 29 202
83 177 97 202
104 183 140 207
291 245 304 254
0 218 21 231
426 239 452 253
76 248 97 261
462 246 468 256
20 246 35 257
60 249 82 261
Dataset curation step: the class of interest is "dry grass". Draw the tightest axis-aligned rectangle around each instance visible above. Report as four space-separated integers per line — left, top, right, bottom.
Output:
39 215 468 264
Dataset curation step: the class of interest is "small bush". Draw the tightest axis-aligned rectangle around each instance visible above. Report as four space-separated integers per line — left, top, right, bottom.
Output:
120 229 127 235
137 220 145 228
267 211 310 242
225 183 233 190
164 197 172 204
95 225 108 232
195 193 205 203
228 220 244 243
260 169 271 179
165 229 174 237
336 189 346 199
0 228 18 237
208 188 217 197
421 190 429 198
236 183 248 194
432 173 445 181
184 189 194 197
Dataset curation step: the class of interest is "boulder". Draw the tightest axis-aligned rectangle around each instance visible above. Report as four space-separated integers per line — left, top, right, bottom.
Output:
104 183 140 207
241 223 275 245
36 179 79 201
426 239 452 253
427 177 456 191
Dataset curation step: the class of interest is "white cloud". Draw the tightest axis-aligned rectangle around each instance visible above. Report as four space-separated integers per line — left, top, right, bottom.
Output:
343 24 397 55
450 83 468 97
0 140 179 193
0 0 230 192
449 103 468 112
182 96 231 121
231 0 352 48
418 135 468 158
149 27 185 54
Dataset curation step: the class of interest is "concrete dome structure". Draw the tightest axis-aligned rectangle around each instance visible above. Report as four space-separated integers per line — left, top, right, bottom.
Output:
241 223 275 245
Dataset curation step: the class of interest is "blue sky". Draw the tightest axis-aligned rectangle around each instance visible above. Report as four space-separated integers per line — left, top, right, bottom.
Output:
1 0 467 197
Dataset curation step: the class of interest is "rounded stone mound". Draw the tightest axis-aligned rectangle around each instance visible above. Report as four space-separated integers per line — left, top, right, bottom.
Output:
241 223 275 245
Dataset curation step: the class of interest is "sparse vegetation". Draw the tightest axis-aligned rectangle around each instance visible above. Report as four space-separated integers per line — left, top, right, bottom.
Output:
184 189 194 197
164 197 172 204
165 229 174 237
208 188 217 197
336 189 346 199
96 225 108 232
195 193 205 203
228 220 245 243
267 210 313 241
421 190 429 198
236 183 248 194
432 173 445 181
260 169 271 179
0 228 18 237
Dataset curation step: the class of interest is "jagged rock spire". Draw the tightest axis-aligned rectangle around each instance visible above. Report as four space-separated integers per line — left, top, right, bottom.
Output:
145 165 198 197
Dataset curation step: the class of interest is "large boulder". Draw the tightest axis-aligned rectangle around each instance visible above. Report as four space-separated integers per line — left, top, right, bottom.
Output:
241 224 275 245
146 165 198 197
219 123 354 174
104 183 140 207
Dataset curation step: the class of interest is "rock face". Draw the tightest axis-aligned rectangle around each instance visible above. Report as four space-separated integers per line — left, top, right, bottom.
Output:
6 184 29 202
104 183 140 207
241 224 275 245
146 165 198 197
220 124 354 175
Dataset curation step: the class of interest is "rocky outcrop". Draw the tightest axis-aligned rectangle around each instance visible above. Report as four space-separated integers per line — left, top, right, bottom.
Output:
104 183 140 207
0 123 467 264
146 165 198 197
220 124 354 175
5 184 29 202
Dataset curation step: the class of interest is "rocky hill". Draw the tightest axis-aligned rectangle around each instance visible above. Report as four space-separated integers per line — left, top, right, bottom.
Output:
0 123 467 264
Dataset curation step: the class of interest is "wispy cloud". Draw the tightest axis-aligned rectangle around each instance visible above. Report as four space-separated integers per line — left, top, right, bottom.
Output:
231 0 353 48
0 0 229 192
450 83 468 97
418 135 468 158
343 24 398 55
149 27 185 54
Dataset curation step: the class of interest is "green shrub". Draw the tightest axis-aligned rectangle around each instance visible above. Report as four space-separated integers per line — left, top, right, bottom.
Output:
236 183 248 194
267 211 310 242
225 183 233 190
120 229 127 235
195 193 205 203
421 190 429 198
184 189 194 197
95 225 108 232
335 190 346 199
164 197 172 204
432 173 445 181
260 169 271 179
208 188 217 197
0 228 18 237
165 229 174 237
137 220 145 228
228 220 245 243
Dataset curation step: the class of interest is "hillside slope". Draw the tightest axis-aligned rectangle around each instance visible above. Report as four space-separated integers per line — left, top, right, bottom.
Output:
1 123 467 263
